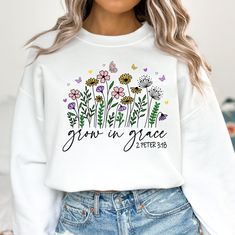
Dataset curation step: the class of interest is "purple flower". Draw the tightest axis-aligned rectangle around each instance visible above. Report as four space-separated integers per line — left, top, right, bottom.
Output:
118 104 126 112
68 102 76 110
159 113 168 121
96 85 105 93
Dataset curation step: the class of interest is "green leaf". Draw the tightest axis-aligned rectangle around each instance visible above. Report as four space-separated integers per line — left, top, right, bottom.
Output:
116 112 125 128
68 112 76 117
130 109 137 127
109 81 114 90
97 101 105 128
111 102 118 108
108 97 113 106
79 114 85 128
149 102 160 127
67 112 78 128
108 112 115 127
130 121 136 125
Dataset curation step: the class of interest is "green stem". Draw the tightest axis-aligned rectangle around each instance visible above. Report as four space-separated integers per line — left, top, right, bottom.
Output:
113 103 119 128
155 111 163 128
144 88 150 128
127 94 136 127
75 99 80 128
92 86 97 128
148 98 153 128
124 104 129 127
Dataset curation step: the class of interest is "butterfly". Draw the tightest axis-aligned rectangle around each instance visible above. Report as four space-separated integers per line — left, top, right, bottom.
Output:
75 77 82 84
164 100 169 105
88 69 93 74
118 104 127 112
131 64 138 70
109 61 118 73
159 75 166 81
63 98 67 102
102 63 106 67
143 67 147 72
159 113 168 121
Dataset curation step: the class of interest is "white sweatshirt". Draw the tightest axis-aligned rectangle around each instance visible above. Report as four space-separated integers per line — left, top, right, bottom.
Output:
10 21 235 235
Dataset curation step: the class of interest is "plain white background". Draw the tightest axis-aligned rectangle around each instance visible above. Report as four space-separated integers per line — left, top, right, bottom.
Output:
0 0 234 232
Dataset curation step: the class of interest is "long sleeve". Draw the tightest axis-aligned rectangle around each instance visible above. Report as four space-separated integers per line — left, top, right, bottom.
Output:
10 48 65 235
177 60 235 235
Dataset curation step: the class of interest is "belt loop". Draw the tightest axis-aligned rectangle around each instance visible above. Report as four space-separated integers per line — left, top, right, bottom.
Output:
132 190 143 213
94 191 100 216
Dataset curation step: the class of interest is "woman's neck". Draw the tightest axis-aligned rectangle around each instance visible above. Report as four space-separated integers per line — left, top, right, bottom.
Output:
82 1 142 36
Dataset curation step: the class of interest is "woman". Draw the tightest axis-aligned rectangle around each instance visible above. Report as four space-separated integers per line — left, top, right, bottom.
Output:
10 0 235 234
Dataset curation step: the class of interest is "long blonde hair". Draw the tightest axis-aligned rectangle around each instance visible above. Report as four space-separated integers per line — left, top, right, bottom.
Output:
24 0 212 95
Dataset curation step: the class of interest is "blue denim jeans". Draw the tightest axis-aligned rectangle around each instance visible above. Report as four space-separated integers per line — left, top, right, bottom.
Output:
55 186 201 235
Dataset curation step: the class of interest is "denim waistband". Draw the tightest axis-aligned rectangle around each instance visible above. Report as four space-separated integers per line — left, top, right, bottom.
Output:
64 186 183 214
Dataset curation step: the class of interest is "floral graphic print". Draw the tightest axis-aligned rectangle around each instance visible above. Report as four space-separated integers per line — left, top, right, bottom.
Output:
64 62 168 129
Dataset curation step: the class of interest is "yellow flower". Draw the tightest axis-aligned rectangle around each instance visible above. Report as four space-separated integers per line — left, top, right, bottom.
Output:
119 73 132 85
86 78 99 87
121 96 134 105
95 95 103 103
130 87 142 94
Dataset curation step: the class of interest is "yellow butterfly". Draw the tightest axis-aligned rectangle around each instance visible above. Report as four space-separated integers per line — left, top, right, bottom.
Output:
164 100 169 105
88 69 93 74
131 64 138 70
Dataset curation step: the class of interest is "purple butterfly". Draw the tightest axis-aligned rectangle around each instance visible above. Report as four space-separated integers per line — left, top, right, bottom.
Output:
75 77 82 84
109 61 118 73
159 113 168 121
118 105 126 112
159 75 166 81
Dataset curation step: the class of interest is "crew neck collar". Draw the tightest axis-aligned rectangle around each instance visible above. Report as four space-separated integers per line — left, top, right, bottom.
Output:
75 20 153 47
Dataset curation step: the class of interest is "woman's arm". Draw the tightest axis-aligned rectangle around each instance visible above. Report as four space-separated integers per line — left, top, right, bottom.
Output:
10 48 64 235
177 60 235 235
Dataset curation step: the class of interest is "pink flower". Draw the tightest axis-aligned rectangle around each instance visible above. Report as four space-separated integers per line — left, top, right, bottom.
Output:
227 122 235 137
68 89 80 100
111 86 125 99
97 70 110 83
